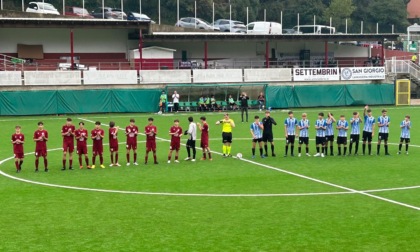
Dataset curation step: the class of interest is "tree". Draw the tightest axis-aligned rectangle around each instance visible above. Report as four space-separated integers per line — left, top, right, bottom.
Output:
324 0 356 33
367 0 409 33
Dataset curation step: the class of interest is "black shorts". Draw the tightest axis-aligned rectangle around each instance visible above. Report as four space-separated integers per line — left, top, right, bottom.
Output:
222 132 232 143
316 136 326 145
186 139 196 148
326 135 334 142
299 137 309 145
400 138 410 143
378 133 389 141
262 133 273 142
350 134 360 143
252 138 263 143
337 136 347 145
362 131 373 142
286 135 295 144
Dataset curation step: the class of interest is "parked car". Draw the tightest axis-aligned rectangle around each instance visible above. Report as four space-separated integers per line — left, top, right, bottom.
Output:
293 25 336 34
91 7 127 20
127 12 155 24
26 2 60 15
175 17 220 31
213 19 246 33
283 28 299 34
246 22 282 34
65 6 94 18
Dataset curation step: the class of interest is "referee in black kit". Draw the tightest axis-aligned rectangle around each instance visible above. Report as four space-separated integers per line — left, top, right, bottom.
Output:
239 92 249 123
262 110 277 157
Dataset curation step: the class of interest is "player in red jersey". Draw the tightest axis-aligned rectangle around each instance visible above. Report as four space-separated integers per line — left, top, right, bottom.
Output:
61 118 75 170
197 116 212 161
125 118 138 166
74 122 90 169
91 121 105 169
168 119 183 163
33 121 48 172
11 125 25 173
145 117 158 164
109 121 121 167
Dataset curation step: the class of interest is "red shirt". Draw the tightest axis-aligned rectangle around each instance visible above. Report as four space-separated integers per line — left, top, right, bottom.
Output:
201 123 209 141
109 127 119 146
126 125 138 141
34 130 48 149
170 126 182 144
74 129 88 145
62 125 75 142
145 125 157 141
91 129 104 145
12 133 24 153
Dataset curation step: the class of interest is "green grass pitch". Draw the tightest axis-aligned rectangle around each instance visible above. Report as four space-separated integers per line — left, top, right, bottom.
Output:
1 106 420 251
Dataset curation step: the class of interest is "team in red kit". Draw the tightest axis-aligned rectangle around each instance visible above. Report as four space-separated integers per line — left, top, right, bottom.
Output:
10 116 215 173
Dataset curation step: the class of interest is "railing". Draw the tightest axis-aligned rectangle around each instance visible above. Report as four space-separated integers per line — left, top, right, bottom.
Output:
1 57 373 72
386 59 420 80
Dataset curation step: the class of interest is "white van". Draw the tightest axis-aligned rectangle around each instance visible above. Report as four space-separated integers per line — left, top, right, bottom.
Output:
246 22 282 34
293 25 336 34
26 2 60 15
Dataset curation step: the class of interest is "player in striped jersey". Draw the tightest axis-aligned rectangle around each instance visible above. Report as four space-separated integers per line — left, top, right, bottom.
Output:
325 113 336 156
398 115 411 155
336 115 349 156
284 111 298 157
377 109 390 155
250 115 264 158
362 106 375 155
297 113 310 157
314 112 326 157
348 112 362 155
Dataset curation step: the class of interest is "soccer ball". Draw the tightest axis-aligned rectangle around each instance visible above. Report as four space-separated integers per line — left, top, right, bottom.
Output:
158 111 162 115
236 153 243 159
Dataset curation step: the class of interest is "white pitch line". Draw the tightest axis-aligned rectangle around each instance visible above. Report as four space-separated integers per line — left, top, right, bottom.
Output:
0 117 419 210
79 117 420 210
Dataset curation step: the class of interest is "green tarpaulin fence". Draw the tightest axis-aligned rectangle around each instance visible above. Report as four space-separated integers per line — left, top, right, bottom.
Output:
0 89 161 116
266 84 395 108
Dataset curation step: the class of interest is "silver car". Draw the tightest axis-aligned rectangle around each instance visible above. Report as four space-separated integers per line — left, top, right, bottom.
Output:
213 19 246 33
175 17 220 31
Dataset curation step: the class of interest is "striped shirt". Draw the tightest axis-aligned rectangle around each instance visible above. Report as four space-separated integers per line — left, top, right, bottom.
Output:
337 120 349 137
377 116 390 134
350 118 361 135
363 115 375 132
298 119 310 137
400 120 411 138
325 119 334 136
250 122 263 139
284 118 298 135
315 119 327 137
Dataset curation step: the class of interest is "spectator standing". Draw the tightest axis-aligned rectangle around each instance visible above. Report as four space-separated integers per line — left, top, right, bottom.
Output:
172 91 180 113
239 92 249 123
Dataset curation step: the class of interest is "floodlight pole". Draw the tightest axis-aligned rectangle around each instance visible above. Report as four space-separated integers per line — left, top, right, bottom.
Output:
212 2 215 30
140 0 142 14
194 1 197 29
22 0 24 11
82 0 85 18
63 0 65 16
158 0 161 25
177 0 179 23
102 0 105 19
229 5 232 32
314 15 316 34
246 7 249 34
1 0 3 10
121 0 124 20
264 9 266 22
345 19 348 34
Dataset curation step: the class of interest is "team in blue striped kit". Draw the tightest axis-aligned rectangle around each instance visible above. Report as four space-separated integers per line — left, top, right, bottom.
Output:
276 106 411 158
